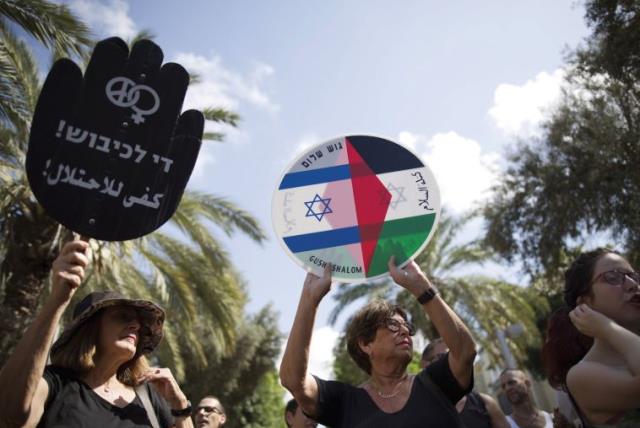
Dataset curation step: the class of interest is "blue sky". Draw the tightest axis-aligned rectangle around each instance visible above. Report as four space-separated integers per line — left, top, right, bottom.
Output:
59 0 588 377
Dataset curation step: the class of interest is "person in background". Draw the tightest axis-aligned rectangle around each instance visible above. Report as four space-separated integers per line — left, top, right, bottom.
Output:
193 396 226 428
422 338 509 428
499 369 552 428
285 398 317 428
542 248 640 427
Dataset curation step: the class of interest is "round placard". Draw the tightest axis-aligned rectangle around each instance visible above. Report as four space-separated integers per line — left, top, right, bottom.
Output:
272 135 440 282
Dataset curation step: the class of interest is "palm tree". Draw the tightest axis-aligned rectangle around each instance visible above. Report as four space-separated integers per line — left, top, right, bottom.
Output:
0 30 267 375
0 0 91 126
329 212 547 370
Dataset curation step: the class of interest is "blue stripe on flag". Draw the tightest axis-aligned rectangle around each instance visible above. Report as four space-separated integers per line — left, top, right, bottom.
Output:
284 226 361 253
279 165 351 189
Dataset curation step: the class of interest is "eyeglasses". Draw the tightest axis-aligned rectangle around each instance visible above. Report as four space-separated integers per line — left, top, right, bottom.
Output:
382 318 415 336
591 270 640 288
195 406 223 415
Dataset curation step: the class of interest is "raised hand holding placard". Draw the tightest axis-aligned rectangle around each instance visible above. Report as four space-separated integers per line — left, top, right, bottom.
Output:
26 37 203 241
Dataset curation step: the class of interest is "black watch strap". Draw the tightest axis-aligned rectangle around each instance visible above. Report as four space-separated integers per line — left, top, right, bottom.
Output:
417 287 438 304
171 400 192 417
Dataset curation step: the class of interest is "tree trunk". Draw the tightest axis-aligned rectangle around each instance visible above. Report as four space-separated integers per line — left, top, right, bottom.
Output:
0 201 60 366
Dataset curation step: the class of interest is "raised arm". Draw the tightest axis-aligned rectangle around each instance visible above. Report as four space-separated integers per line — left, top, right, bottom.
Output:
570 303 640 374
0 240 90 427
388 257 476 389
279 264 332 418
479 393 510 428
567 303 640 416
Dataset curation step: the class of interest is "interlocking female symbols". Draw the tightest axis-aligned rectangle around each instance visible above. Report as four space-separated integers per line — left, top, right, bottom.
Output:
106 76 160 124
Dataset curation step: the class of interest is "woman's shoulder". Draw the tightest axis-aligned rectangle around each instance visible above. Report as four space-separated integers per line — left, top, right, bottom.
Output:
313 375 367 401
43 365 79 386
567 359 629 386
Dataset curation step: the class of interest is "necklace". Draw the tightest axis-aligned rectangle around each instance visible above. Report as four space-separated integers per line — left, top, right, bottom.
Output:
370 374 409 399
514 409 540 426
102 379 118 394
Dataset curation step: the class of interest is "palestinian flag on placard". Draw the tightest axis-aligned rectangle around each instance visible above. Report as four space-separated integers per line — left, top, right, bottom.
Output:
272 135 440 282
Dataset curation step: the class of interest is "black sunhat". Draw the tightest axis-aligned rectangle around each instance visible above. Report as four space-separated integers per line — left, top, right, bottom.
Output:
51 290 165 355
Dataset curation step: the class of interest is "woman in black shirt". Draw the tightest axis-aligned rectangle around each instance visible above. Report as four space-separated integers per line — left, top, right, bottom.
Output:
0 240 193 428
280 257 476 427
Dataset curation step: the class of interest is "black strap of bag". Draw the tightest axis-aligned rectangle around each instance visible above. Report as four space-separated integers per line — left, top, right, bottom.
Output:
136 382 161 428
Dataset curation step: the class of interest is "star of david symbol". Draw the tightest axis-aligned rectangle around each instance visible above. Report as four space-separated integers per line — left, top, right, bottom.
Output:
304 194 333 221
381 182 406 209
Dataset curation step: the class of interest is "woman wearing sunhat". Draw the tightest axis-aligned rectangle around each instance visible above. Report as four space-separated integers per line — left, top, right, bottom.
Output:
0 240 193 428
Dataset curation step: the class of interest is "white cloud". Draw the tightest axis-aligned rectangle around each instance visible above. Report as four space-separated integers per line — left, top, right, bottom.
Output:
277 325 340 382
293 134 322 156
189 126 250 184
308 326 340 379
174 54 275 181
271 133 323 172
488 69 565 137
70 0 137 40
398 131 501 213
174 52 278 114
190 146 216 183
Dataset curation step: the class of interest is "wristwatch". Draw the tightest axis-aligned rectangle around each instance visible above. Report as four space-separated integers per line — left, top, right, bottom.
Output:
171 400 192 417
416 287 438 304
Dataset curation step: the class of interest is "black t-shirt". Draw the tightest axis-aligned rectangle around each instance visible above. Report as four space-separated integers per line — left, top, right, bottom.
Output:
460 391 491 428
38 365 174 428
313 354 472 427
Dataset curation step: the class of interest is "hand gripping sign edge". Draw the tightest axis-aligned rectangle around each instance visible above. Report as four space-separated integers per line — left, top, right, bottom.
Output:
272 134 441 283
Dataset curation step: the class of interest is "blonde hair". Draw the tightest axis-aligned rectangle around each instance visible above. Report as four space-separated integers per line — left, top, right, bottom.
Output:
50 309 149 386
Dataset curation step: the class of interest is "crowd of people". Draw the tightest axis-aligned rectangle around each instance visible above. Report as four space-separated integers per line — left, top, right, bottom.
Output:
0 239 638 427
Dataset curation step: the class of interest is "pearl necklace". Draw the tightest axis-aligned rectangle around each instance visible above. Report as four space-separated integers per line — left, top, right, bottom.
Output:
370 374 409 399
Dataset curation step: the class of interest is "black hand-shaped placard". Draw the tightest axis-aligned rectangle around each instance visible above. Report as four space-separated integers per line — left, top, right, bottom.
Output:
26 37 203 241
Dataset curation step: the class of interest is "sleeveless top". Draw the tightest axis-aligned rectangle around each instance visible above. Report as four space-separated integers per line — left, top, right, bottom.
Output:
506 411 552 428
567 387 640 427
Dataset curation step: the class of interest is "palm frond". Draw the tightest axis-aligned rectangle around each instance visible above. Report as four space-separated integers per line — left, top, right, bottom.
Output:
0 0 92 58
0 24 40 135
189 73 201 85
202 108 240 127
202 131 225 142
178 191 267 243
328 281 392 324
128 29 155 47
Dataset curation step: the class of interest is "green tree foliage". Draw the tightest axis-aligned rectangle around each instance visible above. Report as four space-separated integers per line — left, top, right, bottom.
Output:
328 213 545 371
332 333 368 386
576 0 640 84
483 0 640 275
0 0 90 126
181 306 285 428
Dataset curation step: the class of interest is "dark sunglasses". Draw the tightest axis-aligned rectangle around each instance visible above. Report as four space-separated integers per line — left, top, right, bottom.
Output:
591 270 640 287
382 318 415 336
195 406 223 415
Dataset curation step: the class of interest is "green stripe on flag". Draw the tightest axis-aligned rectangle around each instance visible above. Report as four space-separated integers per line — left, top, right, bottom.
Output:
366 213 436 277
